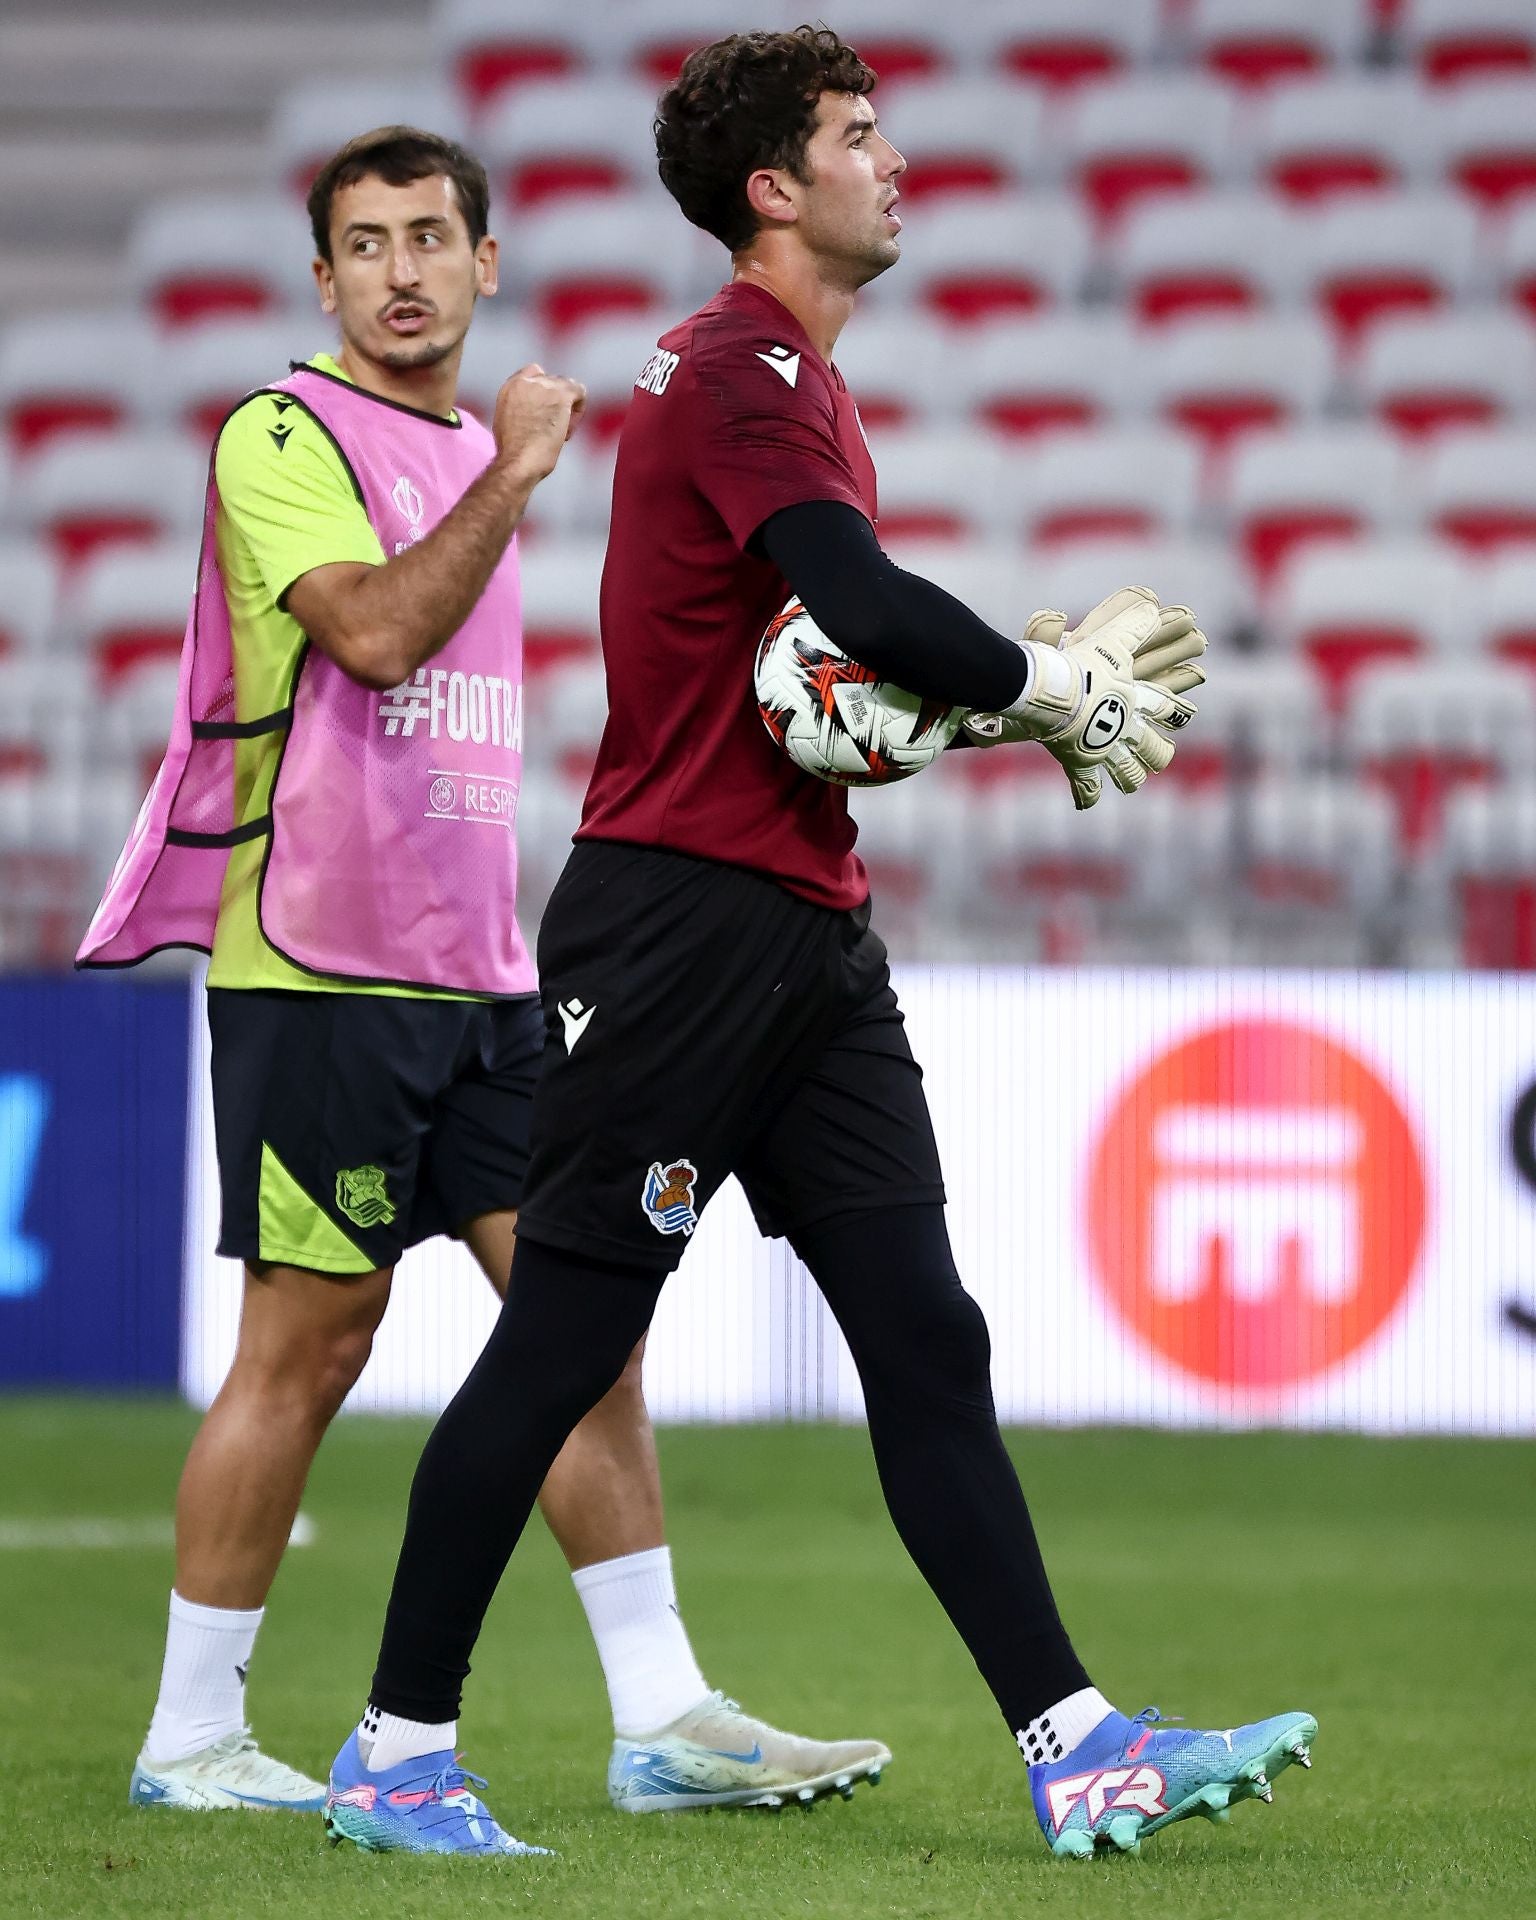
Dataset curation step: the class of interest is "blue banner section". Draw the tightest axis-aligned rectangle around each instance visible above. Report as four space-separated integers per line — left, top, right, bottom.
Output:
0 977 188 1387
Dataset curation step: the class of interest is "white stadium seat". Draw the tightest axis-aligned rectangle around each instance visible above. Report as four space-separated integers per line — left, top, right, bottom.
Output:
1498 197 1536 322
862 427 1007 541
1435 783 1536 966
829 315 957 430
1138 313 1338 448
71 542 199 684
795 0 980 82
1184 0 1370 90
1059 77 1241 223
453 310 548 423
480 79 661 208
0 657 93 775
952 313 1139 438
1000 427 1203 548
892 193 1092 323
435 0 599 113
16 430 206 570
1274 538 1473 700
0 544 59 659
877 538 1023 633
1401 0 1536 87
1251 74 1434 203
1286 189 1483 343
155 316 330 442
1354 311 1536 439
615 0 789 86
1416 427 1536 553
1173 656 1326 780
1231 774 1400 961
516 538 606 678
1225 425 1405 589
267 80 469 195
874 79 1045 201
127 194 315 328
1113 191 1297 326
0 311 158 452
1477 552 1536 668
557 313 683 442
509 194 696 333
1429 79 1536 211
101 661 182 785
978 0 1163 92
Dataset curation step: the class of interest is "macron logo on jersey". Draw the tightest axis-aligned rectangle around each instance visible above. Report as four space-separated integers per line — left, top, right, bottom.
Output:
756 345 801 388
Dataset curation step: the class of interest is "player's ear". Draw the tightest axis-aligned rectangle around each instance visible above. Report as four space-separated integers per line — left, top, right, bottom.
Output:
313 255 336 314
744 167 799 230
474 233 499 299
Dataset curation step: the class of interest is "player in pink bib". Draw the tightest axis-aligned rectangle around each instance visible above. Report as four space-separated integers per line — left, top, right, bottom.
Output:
81 126 887 1833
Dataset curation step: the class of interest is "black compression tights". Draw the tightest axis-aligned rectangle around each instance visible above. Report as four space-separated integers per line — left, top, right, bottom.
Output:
370 1207 1089 1739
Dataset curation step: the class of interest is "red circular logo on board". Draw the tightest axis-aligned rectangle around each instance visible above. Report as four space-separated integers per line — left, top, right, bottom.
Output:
1085 1019 1426 1389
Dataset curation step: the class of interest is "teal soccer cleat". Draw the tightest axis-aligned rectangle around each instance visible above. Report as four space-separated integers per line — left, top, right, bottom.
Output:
1030 1706 1317 1858
323 1732 550 1857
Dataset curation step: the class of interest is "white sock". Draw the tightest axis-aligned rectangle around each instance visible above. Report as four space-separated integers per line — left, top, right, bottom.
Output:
357 1703 458 1772
143 1590 263 1764
571 1546 711 1739
1016 1687 1117 1767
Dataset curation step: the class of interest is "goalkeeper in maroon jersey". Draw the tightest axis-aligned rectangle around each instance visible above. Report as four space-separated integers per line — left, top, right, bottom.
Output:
323 27 1315 1861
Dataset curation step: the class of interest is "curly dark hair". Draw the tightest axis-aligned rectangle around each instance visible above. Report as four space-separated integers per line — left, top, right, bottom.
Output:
655 25 877 252
307 126 490 264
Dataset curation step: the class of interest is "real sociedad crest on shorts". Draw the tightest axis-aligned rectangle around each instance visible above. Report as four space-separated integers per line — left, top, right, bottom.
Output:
642 1158 699 1237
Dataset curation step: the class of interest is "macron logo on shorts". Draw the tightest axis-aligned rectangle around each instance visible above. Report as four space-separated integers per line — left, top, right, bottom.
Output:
558 997 596 1053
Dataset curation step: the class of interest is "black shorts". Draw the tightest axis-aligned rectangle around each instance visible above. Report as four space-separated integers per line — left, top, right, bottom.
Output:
208 987 543 1275
515 842 946 1273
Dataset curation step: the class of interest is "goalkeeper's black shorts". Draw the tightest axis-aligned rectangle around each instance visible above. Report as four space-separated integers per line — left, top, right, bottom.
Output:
514 840 946 1274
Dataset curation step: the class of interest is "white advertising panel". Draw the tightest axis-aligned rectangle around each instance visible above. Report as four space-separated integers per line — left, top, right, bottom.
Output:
183 969 1536 1434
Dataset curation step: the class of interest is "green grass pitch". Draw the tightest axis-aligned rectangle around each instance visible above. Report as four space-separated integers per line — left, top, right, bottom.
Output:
0 1398 1532 1919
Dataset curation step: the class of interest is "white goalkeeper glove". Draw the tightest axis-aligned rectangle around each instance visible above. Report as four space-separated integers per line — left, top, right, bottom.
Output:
964 587 1202 810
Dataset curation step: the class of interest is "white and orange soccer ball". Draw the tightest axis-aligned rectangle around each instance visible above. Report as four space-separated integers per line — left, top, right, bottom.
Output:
753 598 962 787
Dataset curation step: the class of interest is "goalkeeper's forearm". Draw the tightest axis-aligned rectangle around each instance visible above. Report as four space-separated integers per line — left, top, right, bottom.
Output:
758 500 1029 711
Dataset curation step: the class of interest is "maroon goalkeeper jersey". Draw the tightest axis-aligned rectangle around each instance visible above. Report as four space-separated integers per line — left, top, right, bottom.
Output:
576 281 877 909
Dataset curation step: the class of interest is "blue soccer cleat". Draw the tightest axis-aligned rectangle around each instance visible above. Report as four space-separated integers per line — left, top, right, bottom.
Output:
322 1731 550 1857
1030 1706 1317 1858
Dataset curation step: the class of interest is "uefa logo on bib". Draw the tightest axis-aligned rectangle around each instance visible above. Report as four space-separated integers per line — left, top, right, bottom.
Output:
1084 1018 1426 1391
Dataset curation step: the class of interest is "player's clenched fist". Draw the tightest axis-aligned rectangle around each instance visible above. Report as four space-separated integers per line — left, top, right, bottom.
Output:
964 586 1203 810
493 364 587 481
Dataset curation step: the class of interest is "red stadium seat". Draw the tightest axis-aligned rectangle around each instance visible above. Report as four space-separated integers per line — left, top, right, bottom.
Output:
128 195 313 330
480 80 660 209
1061 78 1239 225
981 0 1161 90
1170 658 1323 786
896 193 1090 323
0 659 91 784
1403 0 1536 86
1432 81 1536 210
560 313 688 442
876 80 1044 202
72 543 197 684
17 430 205 570
1288 190 1480 345
1276 540 1470 706
1356 312 1536 440
1227 426 1401 591
1186 0 1368 90
1419 429 1536 555
1140 314 1337 453
0 312 155 453
1115 192 1294 327
1252 75 1431 203
1347 658 1536 848
436 0 595 111
954 314 1137 439
1003 428 1202 550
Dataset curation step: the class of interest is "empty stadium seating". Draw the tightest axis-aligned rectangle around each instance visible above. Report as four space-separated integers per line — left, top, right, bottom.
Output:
9 0 1536 969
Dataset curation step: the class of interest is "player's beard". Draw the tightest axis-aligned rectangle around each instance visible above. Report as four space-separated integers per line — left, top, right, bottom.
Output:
372 335 459 372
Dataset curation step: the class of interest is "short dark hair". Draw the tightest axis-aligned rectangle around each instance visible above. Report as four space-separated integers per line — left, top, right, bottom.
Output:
655 25 877 252
306 125 491 262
